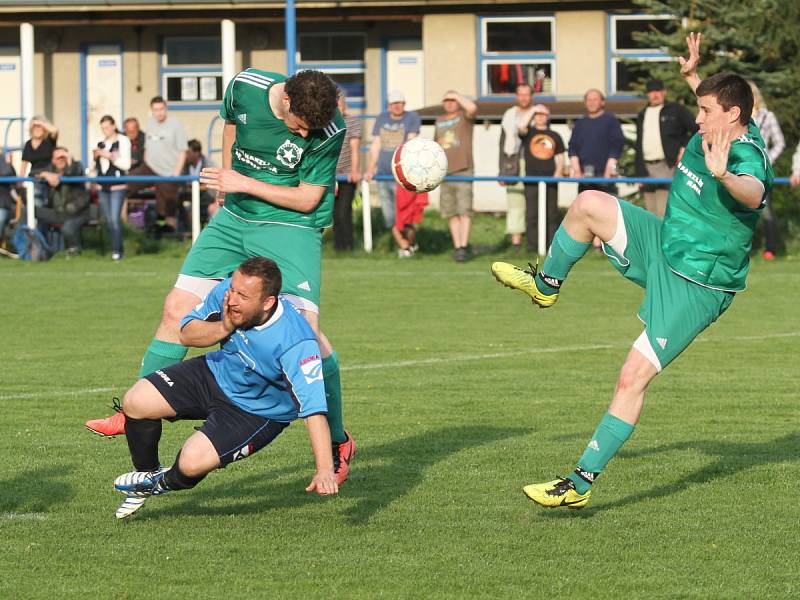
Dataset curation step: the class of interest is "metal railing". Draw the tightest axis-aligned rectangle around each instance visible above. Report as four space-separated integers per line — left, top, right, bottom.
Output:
0 174 791 256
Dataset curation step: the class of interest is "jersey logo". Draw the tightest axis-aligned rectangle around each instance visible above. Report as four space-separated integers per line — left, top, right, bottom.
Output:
297 280 311 291
276 140 303 168
656 337 668 349
300 355 323 385
237 113 247 125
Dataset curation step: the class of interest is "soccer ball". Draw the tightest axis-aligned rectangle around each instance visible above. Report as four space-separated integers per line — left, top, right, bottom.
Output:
392 138 448 193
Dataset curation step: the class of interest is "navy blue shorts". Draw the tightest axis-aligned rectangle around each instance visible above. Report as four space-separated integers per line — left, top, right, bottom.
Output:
145 356 289 467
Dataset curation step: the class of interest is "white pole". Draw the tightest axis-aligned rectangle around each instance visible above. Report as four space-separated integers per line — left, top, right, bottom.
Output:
360 180 372 253
191 180 201 243
20 23 34 133
538 181 547 257
25 180 35 227
221 20 236 88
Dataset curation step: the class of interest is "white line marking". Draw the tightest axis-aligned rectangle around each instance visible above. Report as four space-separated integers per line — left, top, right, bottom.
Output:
3 331 797 400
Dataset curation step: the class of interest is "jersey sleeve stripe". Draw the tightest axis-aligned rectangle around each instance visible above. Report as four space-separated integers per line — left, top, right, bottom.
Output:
241 70 275 84
235 74 269 89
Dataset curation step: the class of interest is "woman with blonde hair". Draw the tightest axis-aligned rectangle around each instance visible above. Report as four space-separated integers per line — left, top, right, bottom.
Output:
20 115 59 207
749 80 785 259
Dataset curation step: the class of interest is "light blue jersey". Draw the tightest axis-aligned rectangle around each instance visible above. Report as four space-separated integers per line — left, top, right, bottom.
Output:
180 279 327 422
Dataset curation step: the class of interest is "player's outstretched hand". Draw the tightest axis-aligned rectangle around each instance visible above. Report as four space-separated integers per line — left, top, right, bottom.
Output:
200 167 250 195
306 470 339 496
701 127 732 179
679 32 702 78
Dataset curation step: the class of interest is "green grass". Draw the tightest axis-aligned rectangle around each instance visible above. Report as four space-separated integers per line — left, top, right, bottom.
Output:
1 221 799 598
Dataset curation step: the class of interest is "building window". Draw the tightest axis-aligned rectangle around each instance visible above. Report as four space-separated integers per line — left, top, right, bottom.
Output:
297 32 367 109
478 16 556 97
609 14 676 95
161 36 223 105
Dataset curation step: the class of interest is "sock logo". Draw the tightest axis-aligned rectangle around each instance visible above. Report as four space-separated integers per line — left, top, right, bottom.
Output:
540 273 563 289
588 439 600 451
575 467 598 484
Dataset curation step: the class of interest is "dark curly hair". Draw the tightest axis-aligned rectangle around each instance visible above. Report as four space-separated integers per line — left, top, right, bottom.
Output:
284 70 339 130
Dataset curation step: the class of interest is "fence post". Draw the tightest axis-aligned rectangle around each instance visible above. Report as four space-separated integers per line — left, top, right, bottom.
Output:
25 180 35 228
191 180 200 243
537 180 547 257
360 179 372 253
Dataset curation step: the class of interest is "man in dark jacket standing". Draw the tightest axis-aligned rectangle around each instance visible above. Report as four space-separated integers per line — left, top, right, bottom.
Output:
634 79 697 217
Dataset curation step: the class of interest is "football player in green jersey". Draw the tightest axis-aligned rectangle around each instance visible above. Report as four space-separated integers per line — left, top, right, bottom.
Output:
492 33 773 509
86 69 357 485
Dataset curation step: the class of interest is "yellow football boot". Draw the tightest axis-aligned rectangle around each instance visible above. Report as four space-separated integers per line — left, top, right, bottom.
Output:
523 477 591 509
491 261 559 308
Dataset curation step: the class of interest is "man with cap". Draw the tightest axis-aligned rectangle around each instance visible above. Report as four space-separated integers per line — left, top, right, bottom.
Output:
518 103 565 252
365 89 421 229
634 78 698 217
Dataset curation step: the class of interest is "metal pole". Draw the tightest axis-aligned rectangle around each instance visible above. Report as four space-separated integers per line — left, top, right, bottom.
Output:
25 180 35 227
360 180 372 253
285 0 297 75
221 19 236 88
537 181 547 257
191 180 201 243
20 23 34 132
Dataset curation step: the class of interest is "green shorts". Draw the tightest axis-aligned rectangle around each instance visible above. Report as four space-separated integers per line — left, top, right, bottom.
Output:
180 207 323 310
602 199 734 370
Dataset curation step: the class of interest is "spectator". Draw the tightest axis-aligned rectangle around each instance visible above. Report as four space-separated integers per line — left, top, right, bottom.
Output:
568 89 625 195
124 117 146 171
499 83 535 252
126 97 188 230
791 141 800 188
518 104 565 252
35 147 90 255
21 116 59 208
181 139 218 221
365 89 420 229
0 152 17 249
94 115 131 261
393 186 428 258
634 78 697 217
749 81 785 260
333 90 362 251
435 90 478 262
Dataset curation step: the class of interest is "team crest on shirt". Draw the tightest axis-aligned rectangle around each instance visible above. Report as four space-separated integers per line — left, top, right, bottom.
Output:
300 354 323 384
276 140 303 168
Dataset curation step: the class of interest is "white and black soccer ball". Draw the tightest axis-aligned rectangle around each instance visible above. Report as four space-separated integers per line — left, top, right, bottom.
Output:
391 138 448 193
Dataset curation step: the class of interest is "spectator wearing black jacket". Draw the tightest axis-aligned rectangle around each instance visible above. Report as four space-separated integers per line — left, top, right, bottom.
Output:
0 152 17 247
35 147 91 255
634 79 697 217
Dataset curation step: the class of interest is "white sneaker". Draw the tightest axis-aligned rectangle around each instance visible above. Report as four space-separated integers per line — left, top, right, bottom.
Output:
115 496 148 519
111 253 122 261
397 248 413 258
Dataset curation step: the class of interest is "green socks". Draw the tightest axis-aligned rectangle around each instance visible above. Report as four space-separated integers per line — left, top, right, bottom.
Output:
139 338 189 378
567 412 635 494
536 226 592 294
322 352 347 444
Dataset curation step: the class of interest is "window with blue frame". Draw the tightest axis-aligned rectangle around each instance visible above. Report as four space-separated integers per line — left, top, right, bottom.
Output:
297 32 367 109
478 16 555 97
161 36 224 105
609 14 676 95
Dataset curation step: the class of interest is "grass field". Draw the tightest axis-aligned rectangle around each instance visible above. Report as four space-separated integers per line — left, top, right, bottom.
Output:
1 225 799 598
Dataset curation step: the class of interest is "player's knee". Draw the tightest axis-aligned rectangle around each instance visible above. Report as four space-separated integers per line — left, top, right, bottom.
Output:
616 360 653 396
122 385 145 418
161 290 191 329
572 190 610 220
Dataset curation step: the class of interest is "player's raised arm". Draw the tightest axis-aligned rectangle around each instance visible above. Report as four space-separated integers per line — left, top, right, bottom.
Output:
702 128 765 209
679 32 703 93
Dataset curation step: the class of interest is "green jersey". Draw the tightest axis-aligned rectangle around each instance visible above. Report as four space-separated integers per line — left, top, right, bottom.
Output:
219 69 346 228
661 121 773 292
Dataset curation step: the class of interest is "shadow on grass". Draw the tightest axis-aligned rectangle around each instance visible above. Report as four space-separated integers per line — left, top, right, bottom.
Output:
145 425 528 524
538 432 800 519
0 465 76 515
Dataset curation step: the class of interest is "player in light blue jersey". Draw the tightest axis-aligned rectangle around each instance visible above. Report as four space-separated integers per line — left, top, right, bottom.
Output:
112 257 338 519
